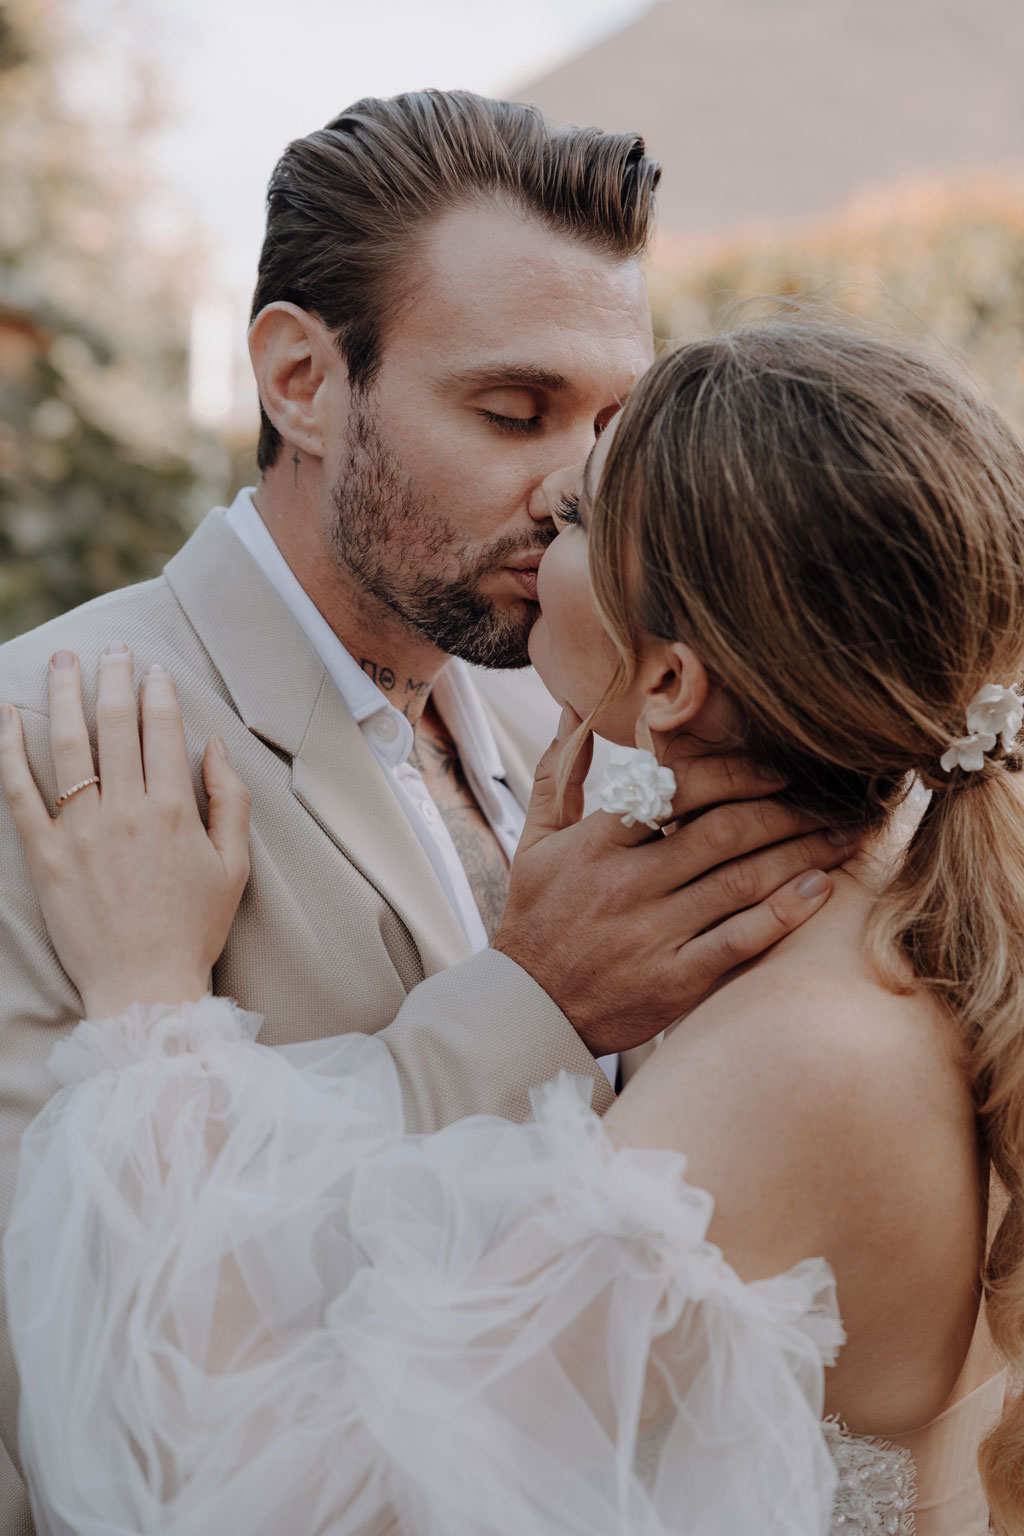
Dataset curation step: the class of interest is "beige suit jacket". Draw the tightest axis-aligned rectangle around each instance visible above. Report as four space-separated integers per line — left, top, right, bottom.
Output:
0 511 614 1533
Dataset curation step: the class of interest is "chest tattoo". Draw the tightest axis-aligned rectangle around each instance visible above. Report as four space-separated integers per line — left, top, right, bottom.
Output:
412 717 510 942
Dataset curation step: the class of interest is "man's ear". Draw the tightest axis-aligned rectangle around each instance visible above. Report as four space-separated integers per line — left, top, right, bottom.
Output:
641 641 709 734
248 303 339 461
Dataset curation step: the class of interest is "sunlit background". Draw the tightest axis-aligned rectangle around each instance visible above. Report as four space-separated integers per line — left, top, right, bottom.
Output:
2 0 1023 638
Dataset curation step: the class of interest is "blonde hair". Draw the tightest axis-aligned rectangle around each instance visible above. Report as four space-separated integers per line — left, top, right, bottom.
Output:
589 323 1024 1530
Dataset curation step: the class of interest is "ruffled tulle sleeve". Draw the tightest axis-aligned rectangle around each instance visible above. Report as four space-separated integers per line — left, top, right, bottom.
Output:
5 997 844 1536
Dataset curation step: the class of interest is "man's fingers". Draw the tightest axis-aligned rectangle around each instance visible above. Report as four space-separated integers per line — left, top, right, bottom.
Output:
0 705 55 856
674 867 834 997
518 706 593 853
672 826 855 937
596 751 791 851
96 647 144 800
140 666 195 808
651 798 843 890
47 652 97 811
663 749 787 818
202 738 252 890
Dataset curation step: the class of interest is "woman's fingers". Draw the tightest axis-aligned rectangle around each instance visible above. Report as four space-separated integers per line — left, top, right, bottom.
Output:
47 652 98 813
95 646 144 800
201 739 252 889
140 666 195 809
0 704 54 853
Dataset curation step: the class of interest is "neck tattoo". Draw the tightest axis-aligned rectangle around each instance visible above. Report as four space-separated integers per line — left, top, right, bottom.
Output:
292 450 301 486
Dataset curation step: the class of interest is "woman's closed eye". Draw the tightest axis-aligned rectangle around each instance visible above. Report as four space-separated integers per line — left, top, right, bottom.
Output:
553 493 582 526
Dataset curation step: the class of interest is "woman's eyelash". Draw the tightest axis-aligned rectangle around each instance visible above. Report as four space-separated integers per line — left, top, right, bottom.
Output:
479 410 542 435
554 494 581 525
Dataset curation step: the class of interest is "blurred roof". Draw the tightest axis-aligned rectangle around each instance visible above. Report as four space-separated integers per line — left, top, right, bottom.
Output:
515 0 1024 237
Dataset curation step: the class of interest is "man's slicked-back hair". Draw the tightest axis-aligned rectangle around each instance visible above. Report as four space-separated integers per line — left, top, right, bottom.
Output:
250 89 661 470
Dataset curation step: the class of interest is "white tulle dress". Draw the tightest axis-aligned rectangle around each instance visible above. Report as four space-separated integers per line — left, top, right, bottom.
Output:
5 997 919 1536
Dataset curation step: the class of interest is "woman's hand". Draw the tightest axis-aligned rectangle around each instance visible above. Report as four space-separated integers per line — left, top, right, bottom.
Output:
0 647 252 1019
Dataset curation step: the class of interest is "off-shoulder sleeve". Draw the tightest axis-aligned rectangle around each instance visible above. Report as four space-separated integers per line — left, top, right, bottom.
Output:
5 997 843 1536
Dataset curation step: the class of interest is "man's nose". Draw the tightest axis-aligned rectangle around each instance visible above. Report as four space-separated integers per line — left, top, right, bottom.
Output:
529 460 585 523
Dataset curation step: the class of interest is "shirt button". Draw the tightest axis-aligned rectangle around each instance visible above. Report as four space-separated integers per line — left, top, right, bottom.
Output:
421 800 439 824
372 714 399 742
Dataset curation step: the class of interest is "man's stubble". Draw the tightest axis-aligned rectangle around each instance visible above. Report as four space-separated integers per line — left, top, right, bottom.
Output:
328 404 553 669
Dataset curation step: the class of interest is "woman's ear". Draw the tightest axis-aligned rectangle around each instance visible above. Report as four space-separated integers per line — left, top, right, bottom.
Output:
640 641 709 734
247 303 337 461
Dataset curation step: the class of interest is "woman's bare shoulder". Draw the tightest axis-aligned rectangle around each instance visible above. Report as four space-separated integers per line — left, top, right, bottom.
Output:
603 921 974 1283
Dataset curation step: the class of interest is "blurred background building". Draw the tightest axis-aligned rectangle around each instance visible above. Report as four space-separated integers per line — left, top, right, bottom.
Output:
2 0 1023 638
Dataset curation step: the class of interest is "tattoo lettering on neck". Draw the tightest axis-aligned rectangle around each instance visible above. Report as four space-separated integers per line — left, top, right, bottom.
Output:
292 450 301 486
359 660 433 704
360 658 397 691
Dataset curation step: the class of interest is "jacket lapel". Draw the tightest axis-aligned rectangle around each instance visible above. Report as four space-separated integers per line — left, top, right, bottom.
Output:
164 513 470 974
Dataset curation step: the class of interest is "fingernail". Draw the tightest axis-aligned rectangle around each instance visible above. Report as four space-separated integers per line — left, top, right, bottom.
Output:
104 642 129 656
0 704 13 731
211 736 228 760
826 827 854 846
51 651 75 671
144 662 167 678
798 871 830 899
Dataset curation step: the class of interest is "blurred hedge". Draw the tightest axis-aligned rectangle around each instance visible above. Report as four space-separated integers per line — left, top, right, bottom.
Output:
649 171 1024 431
0 0 215 642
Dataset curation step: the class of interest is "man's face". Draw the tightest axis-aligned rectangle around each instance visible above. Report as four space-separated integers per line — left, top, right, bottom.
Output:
324 200 653 668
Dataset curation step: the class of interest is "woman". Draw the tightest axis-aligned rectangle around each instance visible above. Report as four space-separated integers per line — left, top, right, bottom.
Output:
1 322 1020 1535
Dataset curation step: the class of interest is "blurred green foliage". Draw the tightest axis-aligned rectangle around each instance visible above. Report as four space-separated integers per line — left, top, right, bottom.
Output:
649 173 1024 431
0 0 204 641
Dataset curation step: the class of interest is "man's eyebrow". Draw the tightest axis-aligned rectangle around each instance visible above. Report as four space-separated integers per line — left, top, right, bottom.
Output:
438 363 572 394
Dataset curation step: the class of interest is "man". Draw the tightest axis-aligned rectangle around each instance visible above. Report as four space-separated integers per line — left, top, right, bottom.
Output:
0 90 844 1531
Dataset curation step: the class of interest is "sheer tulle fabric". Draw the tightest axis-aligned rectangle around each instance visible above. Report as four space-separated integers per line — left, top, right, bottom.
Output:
6 999 843 1535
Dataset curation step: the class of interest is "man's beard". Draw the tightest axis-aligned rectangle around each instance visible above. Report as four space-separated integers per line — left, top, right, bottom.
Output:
329 406 553 669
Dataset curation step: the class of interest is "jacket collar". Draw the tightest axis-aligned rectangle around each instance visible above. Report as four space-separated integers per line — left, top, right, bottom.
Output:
164 512 470 973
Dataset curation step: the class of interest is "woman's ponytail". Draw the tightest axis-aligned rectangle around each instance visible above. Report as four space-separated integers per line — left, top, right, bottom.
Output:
876 769 1024 1533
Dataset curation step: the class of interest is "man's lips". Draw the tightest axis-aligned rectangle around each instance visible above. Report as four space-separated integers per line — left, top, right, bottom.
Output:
503 559 542 598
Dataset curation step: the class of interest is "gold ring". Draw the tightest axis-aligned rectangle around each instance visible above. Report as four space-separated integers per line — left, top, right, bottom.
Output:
55 776 100 809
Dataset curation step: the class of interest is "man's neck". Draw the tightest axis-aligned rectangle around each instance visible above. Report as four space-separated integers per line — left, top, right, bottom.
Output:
353 648 447 729
253 475 448 729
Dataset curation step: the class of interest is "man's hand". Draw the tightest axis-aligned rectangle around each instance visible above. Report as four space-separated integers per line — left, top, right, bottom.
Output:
493 713 854 1057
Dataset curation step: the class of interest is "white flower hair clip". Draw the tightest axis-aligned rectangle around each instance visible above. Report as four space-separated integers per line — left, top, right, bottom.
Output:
939 683 1023 774
597 746 677 829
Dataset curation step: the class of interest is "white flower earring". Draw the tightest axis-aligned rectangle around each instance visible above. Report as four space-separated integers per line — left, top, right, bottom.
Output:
597 747 677 830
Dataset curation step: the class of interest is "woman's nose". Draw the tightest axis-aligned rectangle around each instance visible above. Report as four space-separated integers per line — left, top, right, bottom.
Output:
529 460 585 523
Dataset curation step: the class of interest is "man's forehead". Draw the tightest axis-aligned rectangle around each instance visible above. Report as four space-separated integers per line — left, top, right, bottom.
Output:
405 203 653 348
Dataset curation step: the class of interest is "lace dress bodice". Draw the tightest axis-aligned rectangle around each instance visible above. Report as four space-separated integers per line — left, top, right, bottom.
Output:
824 1422 916 1535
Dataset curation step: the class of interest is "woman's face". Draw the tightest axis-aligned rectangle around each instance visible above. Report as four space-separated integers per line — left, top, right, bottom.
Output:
528 423 650 745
